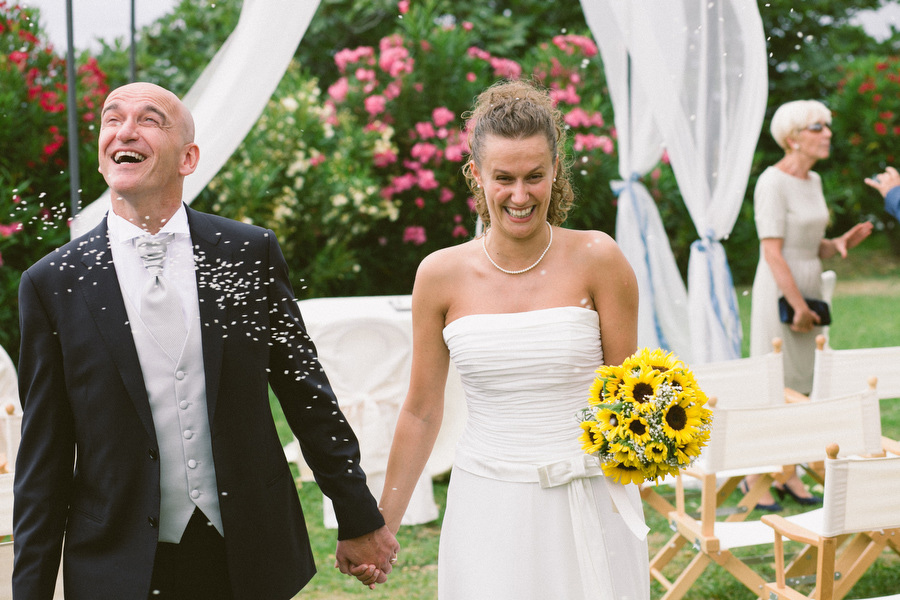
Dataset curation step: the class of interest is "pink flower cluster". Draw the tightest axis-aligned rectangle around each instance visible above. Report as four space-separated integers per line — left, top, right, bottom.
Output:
0 222 22 237
552 34 599 58
403 225 426 245
328 36 413 114
3 4 109 172
565 107 605 128
466 47 523 80
379 106 468 210
574 133 614 154
379 34 414 78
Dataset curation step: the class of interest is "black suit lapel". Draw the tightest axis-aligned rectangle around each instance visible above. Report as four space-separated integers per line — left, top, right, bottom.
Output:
76 220 156 439
187 206 232 425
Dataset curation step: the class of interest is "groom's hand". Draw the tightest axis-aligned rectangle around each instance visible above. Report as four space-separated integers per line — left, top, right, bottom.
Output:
335 525 400 587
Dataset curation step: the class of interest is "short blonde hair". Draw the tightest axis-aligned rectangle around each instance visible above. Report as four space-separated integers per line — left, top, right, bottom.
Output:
770 100 832 150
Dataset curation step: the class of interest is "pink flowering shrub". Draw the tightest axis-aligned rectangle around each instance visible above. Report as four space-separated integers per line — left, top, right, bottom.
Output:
315 0 669 292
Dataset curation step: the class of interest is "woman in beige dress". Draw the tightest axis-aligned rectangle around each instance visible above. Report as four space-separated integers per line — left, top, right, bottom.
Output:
748 99 873 510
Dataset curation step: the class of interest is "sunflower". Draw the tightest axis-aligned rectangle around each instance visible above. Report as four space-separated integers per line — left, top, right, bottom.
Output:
638 347 683 375
602 460 645 485
653 461 681 480
660 394 706 444
666 367 698 396
620 366 664 413
674 438 705 465
593 364 626 401
579 421 605 454
621 413 652 445
594 406 621 435
608 441 641 466
644 440 669 463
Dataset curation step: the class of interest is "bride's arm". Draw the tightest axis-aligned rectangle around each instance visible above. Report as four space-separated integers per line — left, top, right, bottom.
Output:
379 253 452 534
588 232 639 366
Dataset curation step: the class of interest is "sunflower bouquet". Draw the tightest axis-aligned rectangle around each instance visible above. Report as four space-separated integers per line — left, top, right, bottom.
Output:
578 348 713 485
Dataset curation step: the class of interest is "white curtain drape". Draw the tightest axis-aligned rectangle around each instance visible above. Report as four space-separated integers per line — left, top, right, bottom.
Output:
581 0 692 362
71 0 320 238
581 0 768 363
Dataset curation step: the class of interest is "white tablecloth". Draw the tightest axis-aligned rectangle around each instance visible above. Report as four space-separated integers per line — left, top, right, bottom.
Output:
288 295 467 527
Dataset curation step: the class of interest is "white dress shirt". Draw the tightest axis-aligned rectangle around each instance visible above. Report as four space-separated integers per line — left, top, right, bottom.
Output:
107 204 198 332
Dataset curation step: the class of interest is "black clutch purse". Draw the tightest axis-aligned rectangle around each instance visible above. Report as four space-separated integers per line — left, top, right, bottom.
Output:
778 296 831 326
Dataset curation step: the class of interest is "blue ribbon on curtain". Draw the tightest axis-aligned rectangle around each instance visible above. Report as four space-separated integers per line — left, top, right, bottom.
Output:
613 173 670 352
690 231 742 358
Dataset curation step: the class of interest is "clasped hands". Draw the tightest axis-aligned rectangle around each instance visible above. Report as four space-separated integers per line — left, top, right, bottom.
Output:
335 525 400 589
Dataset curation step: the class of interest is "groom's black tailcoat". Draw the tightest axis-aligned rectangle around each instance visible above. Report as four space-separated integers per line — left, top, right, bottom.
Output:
14 206 383 600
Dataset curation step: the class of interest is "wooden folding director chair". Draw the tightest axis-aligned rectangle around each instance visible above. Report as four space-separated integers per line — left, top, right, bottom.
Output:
640 339 787 519
650 385 886 600
762 444 900 600
810 335 900 402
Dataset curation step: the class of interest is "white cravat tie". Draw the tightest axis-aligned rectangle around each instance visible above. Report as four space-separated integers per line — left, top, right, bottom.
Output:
135 234 186 358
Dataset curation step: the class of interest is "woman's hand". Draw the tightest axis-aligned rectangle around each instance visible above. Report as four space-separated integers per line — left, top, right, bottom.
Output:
790 302 821 333
347 564 381 589
820 221 873 260
833 221 874 258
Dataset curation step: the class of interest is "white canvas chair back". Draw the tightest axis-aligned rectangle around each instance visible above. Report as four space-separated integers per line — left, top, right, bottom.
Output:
820 449 900 538
0 473 13 600
702 387 882 475
0 408 21 473
0 473 64 599
692 341 785 409
810 335 900 401
0 473 12 538
0 345 20 416
0 541 12 600
308 316 412 471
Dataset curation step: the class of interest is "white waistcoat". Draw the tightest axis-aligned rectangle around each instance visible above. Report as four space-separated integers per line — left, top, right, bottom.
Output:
122 295 223 543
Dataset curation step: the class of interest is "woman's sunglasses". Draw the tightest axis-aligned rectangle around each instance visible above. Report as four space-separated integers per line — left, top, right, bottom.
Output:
804 122 830 132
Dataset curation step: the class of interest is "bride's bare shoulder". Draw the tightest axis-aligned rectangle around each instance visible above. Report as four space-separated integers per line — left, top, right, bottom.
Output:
563 228 623 262
416 239 479 280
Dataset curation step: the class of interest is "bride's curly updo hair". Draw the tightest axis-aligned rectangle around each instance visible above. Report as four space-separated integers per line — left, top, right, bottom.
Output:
462 79 575 228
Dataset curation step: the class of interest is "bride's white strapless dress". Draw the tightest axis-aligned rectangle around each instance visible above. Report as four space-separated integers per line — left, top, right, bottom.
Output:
439 307 650 600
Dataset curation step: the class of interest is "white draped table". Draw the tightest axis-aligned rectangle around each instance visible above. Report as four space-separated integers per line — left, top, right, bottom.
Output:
288 295 467 527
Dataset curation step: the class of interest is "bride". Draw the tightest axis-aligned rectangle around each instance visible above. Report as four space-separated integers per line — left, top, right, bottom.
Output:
362 79 650 599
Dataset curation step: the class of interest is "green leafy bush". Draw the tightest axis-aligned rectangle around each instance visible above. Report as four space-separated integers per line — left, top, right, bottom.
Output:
0 2 109 362
195 70 399 297
827 56 900 225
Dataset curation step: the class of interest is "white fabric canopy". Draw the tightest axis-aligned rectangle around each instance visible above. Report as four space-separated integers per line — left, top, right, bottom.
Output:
71 0 319 238
583 0 692 361
581 0 768 363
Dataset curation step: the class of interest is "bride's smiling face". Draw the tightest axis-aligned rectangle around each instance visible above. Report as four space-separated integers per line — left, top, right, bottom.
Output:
472 133 556 237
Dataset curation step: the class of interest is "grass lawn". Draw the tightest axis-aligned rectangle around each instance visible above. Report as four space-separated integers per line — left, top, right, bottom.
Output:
275 232 900 599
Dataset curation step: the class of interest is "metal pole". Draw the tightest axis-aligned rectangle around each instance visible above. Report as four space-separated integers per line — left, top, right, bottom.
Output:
65 0 81 217
130 0 136 82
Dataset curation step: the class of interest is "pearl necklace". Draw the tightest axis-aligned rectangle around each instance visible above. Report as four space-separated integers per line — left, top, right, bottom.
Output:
482 221 553 275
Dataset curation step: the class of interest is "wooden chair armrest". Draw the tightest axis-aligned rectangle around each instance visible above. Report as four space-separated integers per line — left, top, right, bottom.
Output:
761 514 821 546
783 387 810 403
678 466 705 481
